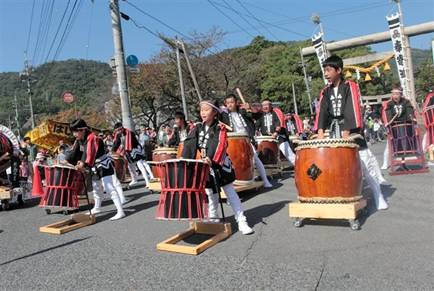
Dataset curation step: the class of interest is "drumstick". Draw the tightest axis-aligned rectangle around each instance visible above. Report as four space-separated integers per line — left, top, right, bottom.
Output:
218 121 233 132
235 87 247 104
385 112 400 127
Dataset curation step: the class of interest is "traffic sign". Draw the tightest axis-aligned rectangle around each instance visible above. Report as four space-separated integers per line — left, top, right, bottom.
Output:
126 55 139 67
63 92 74 104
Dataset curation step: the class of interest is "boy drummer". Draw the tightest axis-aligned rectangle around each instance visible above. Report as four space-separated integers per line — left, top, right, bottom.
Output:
182 100 254 235
221 94 272 188
315 55 388 210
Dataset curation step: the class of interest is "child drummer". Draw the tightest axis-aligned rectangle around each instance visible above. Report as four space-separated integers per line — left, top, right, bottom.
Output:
221 94 272 188
315 55 388 210
181 100 254 235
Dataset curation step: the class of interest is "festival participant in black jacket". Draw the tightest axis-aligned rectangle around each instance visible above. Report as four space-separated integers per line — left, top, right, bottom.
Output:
255 99 296 165
381 84 416 170
168 111 194 147
112 122 154 187
221 94 272 188
314 55 387 210
70 119 125 220
182 100 253 235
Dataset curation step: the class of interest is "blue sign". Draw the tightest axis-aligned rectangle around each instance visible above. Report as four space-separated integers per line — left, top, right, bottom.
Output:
126 55 139 67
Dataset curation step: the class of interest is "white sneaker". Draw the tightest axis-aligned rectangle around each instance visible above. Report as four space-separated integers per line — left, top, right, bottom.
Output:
264 182 273 188
381 165 388 170
238 220 254 235
128 180 138 187
207 217 220 223
377 196 389 210
109 211 126 220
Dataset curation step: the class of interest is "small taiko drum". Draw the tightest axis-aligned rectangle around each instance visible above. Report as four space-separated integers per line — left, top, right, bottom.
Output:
152 147 177 178
227 132 254 184
39 165 83 210
256 136 279 165
294 138 362 203
423 105 434 146
389 122 419 157
112 153 127 182
155 159 209 220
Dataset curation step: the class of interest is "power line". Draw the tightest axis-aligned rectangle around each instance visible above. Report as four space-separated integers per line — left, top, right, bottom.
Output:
212 1 309 38
234 0 279 40
221 0 262 36
38 0 56 64
123 0 192 40
25 0 36 54
52 0 82 61
32 0 49 63
44 0 72 63
207 0 255 38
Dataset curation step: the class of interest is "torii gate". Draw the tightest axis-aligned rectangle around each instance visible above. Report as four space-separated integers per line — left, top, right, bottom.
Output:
302 21 434 108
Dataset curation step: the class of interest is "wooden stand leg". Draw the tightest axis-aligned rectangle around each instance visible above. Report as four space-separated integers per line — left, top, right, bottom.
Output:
39 213 96 235
156 222 232 255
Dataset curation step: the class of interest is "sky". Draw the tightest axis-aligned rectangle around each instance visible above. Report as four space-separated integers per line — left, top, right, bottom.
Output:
0 0 433 73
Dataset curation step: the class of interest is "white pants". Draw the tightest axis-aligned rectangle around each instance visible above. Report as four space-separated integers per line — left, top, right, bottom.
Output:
205 184 246 222
128 160 154 184
111 174 124 198
363 148 387 184
251 144 271 185
92 175 119 201
359 149 387 208
279 141 296 164
382 142 389 169
422 132 428 152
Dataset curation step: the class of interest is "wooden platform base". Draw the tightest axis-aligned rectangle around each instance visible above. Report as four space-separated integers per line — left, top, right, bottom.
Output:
147 179 162 192
289 199 367 230
39 213 96 235
220 180 264 199
156 221 231 255
428 145 434 161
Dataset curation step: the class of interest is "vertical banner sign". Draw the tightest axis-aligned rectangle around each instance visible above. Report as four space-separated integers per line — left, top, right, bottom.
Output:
312 32 329 84
386 12 409 97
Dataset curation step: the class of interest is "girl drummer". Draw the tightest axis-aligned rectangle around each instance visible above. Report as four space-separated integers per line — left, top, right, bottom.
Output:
181 100 254 235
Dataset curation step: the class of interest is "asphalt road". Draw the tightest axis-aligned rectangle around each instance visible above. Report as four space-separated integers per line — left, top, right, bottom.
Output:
1 142 433 290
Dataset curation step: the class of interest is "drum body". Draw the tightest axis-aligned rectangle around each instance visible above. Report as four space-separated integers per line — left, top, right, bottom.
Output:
388 122 419 157
152 147 177 178
295 139 362 202
423 105 434 146
40 165 81 209
256 136 279 165
112 153 127 182
156 159 209 220
227 133 254 183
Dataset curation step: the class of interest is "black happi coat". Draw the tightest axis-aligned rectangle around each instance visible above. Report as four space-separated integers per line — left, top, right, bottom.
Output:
221 109 256 143
181 120 235 188
112 128 145 163
315 80 367 149
255 111 288 143
168 123 194 147
383 98 414 124
315 80 363 134
73 130 114 177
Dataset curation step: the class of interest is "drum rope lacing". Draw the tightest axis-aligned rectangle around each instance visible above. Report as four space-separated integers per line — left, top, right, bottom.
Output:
295 139 359 150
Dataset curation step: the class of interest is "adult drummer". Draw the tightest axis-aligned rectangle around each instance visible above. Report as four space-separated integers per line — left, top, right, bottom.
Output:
315 55 388 210
221 94 272 188
381 85 416 169
255 99 296 165
112 122 154 187
168 111 194 147
69 119 125 220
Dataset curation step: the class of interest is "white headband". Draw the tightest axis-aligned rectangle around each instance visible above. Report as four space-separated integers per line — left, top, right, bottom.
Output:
200 101 221 113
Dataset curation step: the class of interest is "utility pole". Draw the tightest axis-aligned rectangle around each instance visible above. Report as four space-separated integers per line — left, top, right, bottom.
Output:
109 0 134 130
300 48 313 115
175 38 189 120
394 0 417 107
292 83 298 115
13 90 21 137
178 39 202 101
21 53 35 129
